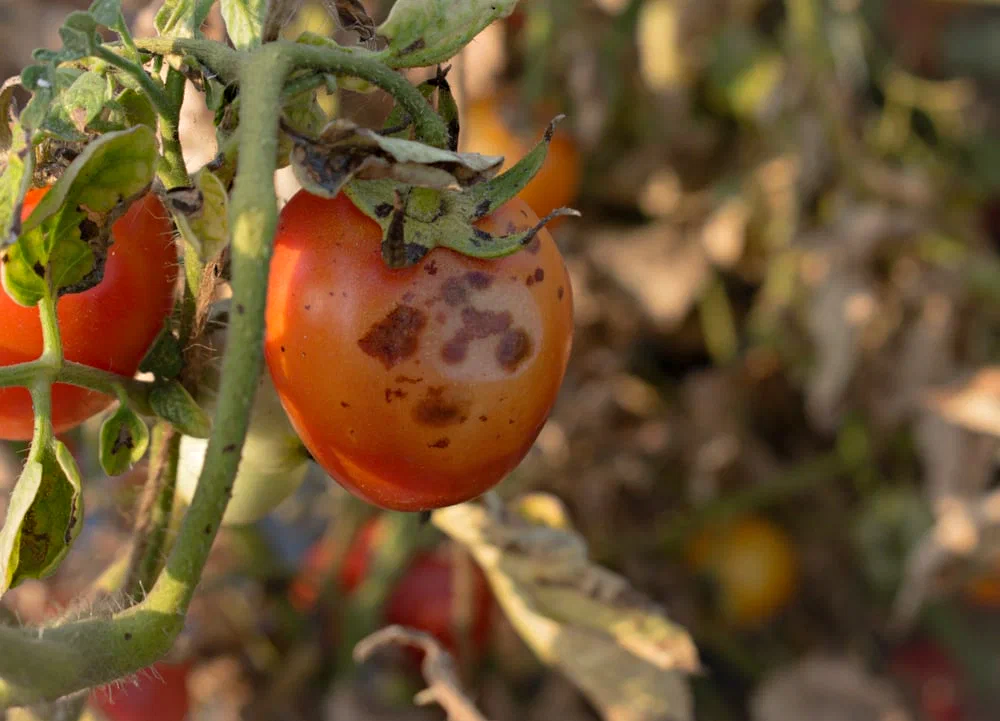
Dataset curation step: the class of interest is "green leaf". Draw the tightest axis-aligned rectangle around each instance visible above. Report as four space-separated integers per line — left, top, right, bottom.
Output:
59 11 101 57
139 325 185 380
88 0 124 27
0 119 34 249
114 88 157 130
290 119 502 199
376 0 517 69
99 404 150 475
172 168 230 262
21 125 158 235
220 0 268 50
0 441 84 595
150 381 212 438
45 70 112 139
1 213 93 307
155 0 216 39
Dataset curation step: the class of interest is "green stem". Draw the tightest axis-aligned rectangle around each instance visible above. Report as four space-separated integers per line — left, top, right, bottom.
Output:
93 46 173 120
157 67 189 189
0 361 153 415
133 37 242 84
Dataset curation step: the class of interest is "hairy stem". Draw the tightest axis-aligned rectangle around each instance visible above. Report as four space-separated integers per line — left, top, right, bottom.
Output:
157 67 190 190
0 362 153 415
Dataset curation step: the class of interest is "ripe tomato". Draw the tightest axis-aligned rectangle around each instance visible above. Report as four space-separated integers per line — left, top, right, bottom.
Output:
460 95 581 223
685 516 798 629
0 188 177 440
90 662 191 721
264 190 573 511
889 640 967 721
292 520 493 656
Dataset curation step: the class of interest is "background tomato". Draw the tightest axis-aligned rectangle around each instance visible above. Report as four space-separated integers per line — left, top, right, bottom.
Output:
685 516 798 629
89 662 191 721
460 94 582 223
292 519 493 657
0 188 177 440
889 640 967 721
264 191 574 511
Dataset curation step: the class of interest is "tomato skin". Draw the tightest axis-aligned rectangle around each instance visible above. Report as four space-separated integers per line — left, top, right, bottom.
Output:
89 662 191 721
461 96 581 223
0 188 177 440
685 517 798 629
889 641 967 721
264 190 573 511
292 521 493 656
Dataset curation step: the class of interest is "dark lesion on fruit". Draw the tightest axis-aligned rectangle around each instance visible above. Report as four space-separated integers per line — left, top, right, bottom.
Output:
441 277 468 307
358 304 428 370
441 307 513 364
428 437 451 449
496 327 533 372
465 271 494 289
412 386 470 427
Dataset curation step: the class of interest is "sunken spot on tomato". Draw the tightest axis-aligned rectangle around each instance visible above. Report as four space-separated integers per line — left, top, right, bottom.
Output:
557 286 565 300
441 277 468 307
428 437 451 449
385 388 407 403
465 271 494 290
534 268 544 283
395 375 424 384
496 327 533 372
358 305 428 370
441 307 513 364
525 235 541 254
412 386 470 427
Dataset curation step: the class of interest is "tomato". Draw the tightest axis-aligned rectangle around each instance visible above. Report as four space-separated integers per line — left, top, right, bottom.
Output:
292 520 493 656
684 516 798 629
0 188 177 440
460 95 581 223
889 640 967 721
89 662 191 721
264 190 574 511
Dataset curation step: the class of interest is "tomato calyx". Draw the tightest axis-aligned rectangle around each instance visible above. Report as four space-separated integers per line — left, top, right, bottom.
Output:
342 115 579 269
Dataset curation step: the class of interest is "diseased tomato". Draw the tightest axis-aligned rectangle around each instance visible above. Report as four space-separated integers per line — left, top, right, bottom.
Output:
291 519 493 656
264 190 573 511
89 662 191 721
0 188 177 440
460 95 581 223
685 516 798 629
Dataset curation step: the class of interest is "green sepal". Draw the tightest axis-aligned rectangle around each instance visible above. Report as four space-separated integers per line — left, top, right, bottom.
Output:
138 325 185 380
99 402 151 476
0 439 84 596
150 381 212 439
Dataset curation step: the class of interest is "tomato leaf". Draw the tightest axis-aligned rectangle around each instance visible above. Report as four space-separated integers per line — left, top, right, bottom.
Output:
150 382 212 439
375 0 517 69
113 88 158 130
171 168 230 262
155 0 216 39
1 215 93 307
99 404 150 476
88 0 124 28
139 325 185 380
43 70 113 140
0 441 84 596
0 76 20 151
220 0 268 50
433 496 696 721
290 119 502 199
0 119 34 252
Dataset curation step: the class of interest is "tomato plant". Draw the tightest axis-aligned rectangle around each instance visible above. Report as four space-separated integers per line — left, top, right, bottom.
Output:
461 94 581 222
685 516 798 629
89 662 191 721
0 188 176 441
292 520 493 656
264 190 574 511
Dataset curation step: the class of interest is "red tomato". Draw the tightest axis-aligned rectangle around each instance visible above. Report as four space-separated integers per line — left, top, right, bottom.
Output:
460 95 581 223
0 188 177 440
89 662 191 721
264 190 573 511
292 520 493 656
889 640 967 721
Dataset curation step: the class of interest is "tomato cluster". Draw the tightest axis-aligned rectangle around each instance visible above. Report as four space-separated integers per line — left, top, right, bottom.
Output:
291 519 493 657
0 188 177 441
89 662 191 721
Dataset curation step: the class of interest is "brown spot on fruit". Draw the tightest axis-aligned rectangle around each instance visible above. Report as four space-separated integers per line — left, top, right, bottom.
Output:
358 305 428 370
526 275 535 287
384 388 407 403
496 327 533 372
395 375 424 384
340 401 350 408
479 415 488 422
412 386 470 427
465 271 494 289
424 259 438 275
428 437 451 449
441 277 467 307
534 268 544 283
525 235 541 254
441 307 514 364
557 286 565 300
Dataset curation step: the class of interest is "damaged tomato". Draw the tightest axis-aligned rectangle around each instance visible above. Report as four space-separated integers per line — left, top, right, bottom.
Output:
264 190 573 511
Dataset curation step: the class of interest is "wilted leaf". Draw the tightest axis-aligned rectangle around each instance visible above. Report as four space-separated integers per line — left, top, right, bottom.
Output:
0 441 84 595
376 0 517 68
150 381 211 438
289 118 502 198
433 495 696 721
172 168 230 262
99 404 150 476
0 119 33 249
331 0 376 42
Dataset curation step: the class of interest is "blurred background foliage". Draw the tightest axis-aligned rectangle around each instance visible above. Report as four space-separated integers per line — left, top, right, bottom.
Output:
2 0 1000 719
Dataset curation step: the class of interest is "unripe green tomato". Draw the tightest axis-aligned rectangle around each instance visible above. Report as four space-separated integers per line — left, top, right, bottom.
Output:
176 325 309 526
